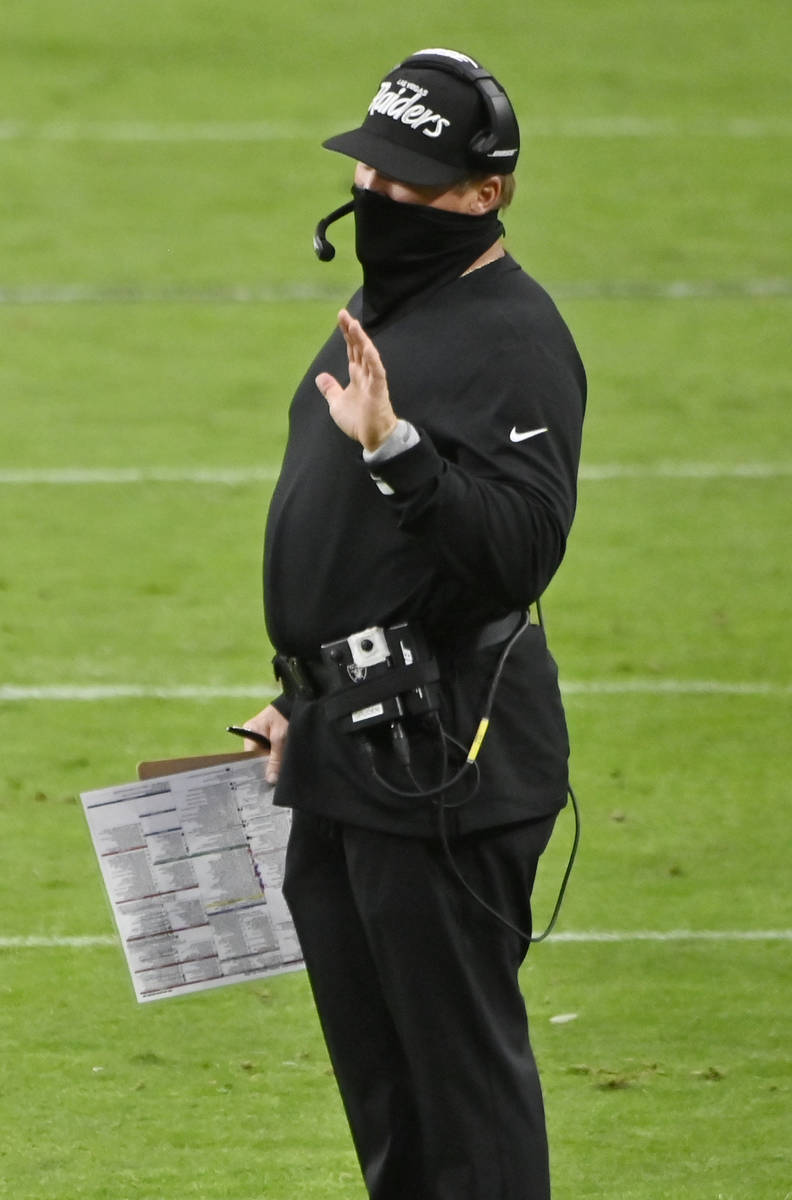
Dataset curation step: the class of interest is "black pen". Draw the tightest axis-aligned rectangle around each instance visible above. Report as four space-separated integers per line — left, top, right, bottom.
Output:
226 725 271 750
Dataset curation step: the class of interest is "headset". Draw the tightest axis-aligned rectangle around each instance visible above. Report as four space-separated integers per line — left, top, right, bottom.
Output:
398 48 520 173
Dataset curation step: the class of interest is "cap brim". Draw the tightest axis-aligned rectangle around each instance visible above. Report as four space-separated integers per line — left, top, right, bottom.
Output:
322 128 467 188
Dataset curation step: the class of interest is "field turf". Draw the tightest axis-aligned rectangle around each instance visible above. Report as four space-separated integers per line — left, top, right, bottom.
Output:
1 2 790 1197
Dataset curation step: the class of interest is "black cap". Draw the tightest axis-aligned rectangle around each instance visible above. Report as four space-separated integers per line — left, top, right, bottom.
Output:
322 48 519 187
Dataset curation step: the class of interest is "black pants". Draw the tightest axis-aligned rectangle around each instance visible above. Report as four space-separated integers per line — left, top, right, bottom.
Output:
283 808 556 1200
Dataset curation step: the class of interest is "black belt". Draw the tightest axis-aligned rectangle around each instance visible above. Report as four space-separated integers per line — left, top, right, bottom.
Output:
273 611 527 703
468 609 527 652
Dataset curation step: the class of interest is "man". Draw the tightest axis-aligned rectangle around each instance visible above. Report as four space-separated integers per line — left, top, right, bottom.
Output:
243 48 586 1200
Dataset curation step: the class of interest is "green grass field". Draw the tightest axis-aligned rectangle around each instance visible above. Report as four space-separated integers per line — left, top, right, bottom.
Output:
1 1 790 1196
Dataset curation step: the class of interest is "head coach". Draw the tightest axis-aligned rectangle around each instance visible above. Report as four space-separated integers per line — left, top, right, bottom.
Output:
241 47 587 1200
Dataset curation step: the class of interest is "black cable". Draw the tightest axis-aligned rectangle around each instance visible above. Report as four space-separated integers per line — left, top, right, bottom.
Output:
531 784 581 942
436 784 581 944
463 612 531 767
367 717 481 803
434 601 582 943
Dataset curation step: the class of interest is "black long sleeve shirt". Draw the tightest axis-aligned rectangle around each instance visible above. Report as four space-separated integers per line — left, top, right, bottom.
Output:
263 254 586 835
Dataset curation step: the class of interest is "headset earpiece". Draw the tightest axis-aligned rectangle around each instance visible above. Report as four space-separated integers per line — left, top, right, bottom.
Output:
398 50 520 174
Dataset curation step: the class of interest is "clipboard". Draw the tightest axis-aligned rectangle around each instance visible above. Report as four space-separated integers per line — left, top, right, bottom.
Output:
137 748 267 780
82 749 300 1002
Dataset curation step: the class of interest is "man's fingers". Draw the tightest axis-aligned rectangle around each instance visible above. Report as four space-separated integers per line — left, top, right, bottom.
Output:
265 724 289 784
265 746 282 784
362 339 386 381
337 309 358 361
343 320 385 387
339 310 372 368
239 705 290 785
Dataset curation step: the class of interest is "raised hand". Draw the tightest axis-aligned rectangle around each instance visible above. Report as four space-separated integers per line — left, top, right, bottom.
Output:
315 309 398 452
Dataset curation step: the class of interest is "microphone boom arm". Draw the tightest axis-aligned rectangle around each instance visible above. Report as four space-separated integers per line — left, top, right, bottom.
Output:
313 199 355 262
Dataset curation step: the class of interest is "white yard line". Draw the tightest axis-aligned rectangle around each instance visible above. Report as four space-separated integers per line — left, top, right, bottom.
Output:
580 462 792 480
0 680 789 702
0 116 790 142
0 463 790 486
0 282 344 305
0 120 321 142
0 466 280 485
1 929 789 949
1 279 790 306
547 930 792 943
561 680 792 697
0 936 117 947
0 684 271 700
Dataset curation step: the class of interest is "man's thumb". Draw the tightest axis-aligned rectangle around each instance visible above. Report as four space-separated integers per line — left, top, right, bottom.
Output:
315 372 341 402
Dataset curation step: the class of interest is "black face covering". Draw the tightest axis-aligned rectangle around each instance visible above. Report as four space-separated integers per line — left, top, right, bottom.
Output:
352 185 504 328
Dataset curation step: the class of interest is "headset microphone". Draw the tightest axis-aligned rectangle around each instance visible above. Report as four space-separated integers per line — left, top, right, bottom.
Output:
313 199 355 261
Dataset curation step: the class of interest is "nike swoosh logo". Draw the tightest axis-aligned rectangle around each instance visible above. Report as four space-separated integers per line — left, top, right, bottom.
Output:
510 426 548 443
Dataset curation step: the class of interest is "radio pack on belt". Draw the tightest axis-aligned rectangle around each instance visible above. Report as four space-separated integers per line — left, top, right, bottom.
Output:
319 623 441 734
